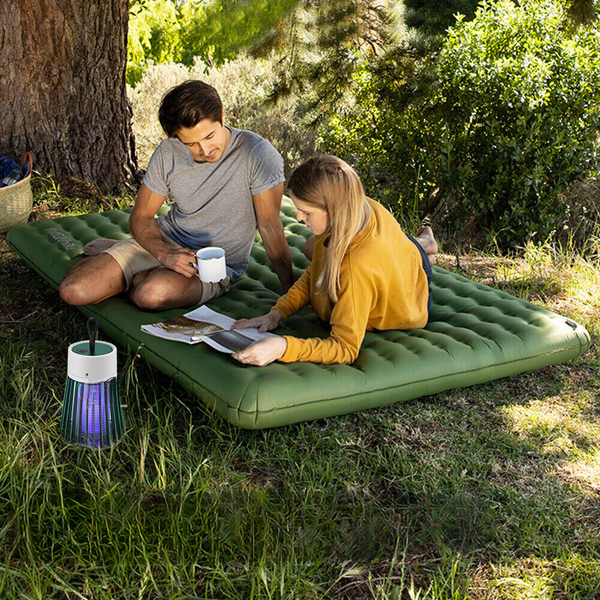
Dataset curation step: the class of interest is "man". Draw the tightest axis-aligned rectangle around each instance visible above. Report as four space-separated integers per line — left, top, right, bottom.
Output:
59 80 294 310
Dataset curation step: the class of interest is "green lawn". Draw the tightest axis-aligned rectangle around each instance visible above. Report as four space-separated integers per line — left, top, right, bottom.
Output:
1 183 599 599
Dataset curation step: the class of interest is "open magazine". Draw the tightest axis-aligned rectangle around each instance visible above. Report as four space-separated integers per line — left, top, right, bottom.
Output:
141 305 278 354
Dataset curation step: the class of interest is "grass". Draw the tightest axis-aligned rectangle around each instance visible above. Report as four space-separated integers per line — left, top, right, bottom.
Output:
0 180 599 599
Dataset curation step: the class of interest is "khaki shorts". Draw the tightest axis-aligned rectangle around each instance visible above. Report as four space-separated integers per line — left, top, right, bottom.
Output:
103 237 230 305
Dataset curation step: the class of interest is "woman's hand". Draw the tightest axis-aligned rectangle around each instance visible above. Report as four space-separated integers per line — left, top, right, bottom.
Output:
232 309 283 333
233 337 288 366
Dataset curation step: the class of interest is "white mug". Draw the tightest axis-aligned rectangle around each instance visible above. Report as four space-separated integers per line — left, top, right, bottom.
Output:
195 247 227 283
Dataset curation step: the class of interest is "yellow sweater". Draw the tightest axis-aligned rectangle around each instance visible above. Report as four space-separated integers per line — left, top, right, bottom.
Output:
273 198 429 364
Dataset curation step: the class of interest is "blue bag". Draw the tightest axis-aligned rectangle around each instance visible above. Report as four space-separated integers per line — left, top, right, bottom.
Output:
0 157 20 180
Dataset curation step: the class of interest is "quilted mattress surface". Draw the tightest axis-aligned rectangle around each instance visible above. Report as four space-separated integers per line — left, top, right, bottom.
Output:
6 200 591 429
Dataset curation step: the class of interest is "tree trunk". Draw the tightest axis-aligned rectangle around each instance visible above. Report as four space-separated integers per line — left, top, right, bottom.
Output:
0 0 139 191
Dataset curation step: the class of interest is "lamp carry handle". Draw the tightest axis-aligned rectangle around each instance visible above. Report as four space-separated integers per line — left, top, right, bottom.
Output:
87 317 98 356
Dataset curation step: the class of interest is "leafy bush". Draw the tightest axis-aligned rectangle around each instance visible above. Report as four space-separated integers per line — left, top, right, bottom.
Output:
437 0 600 248
402 0 480 39
128 0 183 86
322 0 600 249
128 57 317 174
126 0 300 87
319 48 441 229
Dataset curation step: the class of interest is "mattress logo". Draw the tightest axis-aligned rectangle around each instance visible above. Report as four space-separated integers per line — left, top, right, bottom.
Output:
47 228 77 250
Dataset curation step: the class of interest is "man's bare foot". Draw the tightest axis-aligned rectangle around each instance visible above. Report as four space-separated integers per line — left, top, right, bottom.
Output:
415 225 438 265
82 238 118 256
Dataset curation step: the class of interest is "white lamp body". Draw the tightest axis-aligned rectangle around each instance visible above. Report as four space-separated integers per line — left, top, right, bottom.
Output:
68 341 117 383
61 340 125 448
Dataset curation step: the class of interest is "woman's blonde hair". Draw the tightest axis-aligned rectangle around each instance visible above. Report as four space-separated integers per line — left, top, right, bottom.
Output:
287 155 371 303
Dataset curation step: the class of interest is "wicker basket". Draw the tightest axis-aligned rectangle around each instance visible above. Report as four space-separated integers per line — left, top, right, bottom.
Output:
0 155 33 233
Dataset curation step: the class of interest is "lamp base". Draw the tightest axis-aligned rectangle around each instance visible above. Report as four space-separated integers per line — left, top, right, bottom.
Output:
61 376 125 448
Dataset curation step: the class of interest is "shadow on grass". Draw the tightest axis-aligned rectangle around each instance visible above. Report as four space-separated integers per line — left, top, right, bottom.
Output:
1 242 599 599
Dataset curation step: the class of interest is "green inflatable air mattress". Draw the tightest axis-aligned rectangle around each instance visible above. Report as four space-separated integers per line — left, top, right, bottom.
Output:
6 200 591 429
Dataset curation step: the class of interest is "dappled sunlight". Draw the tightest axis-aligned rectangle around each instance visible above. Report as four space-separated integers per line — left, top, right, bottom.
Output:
558 449 600 491
558 258 600 328
501 400 599 456
129 56 318 174
485 559 558 600
500 395 600 498
474 551 600 600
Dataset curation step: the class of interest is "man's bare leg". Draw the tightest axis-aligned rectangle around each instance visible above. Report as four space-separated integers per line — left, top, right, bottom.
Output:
415 225 438 266
59 253 127 305
60 253 203 310
129 267 204 311
82 238 119 256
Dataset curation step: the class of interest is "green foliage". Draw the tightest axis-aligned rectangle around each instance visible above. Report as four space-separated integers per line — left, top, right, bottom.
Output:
319 46 440 226
322 0 600 249
436 0 600 248
4 173 600 597
400 0 597 41
402 0 480 39
567 0 599 24
127 0 397 126
127 0 183 86
265 0 394 122
127 0 303 86
179 0 301 66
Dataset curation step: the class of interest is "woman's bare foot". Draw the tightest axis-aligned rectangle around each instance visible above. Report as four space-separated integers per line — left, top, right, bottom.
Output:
82 238 118 256
415 225 438 265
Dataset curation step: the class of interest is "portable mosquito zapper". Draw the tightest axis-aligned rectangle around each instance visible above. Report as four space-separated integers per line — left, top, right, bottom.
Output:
60 318 125 448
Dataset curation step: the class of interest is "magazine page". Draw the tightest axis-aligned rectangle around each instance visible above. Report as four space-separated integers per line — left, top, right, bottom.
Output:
184 306 278 354
183 305 235 330
141 314 224 344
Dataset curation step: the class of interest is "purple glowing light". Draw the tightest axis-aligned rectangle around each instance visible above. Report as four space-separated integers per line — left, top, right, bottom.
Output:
78 383 111 447
61 377 124 448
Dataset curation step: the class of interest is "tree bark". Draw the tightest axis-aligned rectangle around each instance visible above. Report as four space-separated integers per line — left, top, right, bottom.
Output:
0 0 139 191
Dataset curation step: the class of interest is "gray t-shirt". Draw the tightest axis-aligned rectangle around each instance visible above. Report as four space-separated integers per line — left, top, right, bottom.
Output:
143 127 284 281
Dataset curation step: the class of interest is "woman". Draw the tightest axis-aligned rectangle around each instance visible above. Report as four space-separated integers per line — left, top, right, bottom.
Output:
232 155 437 366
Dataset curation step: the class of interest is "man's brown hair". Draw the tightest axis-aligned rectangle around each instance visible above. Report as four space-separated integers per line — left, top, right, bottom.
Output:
158 80 223 137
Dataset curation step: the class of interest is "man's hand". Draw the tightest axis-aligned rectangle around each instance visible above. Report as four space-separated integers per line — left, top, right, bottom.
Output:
157 247 198 278
232 309 283 333
130 184 197 275
232 337 288 366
